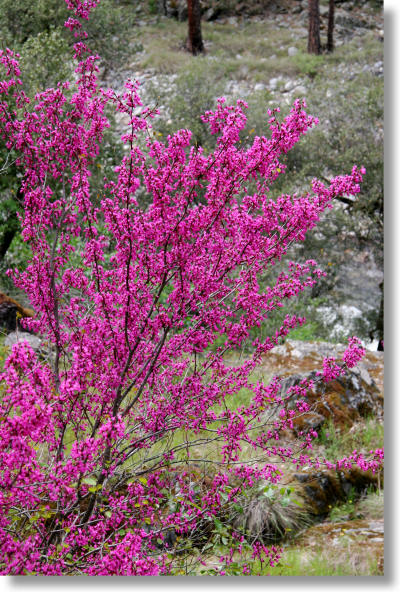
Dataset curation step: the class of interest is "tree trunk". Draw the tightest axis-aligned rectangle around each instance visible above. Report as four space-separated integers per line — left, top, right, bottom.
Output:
158 0 167 16
0 224 17 260
0 186 22 261
308 0 321 55
327 0 335 52
187 0 204 55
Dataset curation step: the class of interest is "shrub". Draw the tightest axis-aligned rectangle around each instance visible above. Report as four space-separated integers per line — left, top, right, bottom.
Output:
0 0 383 576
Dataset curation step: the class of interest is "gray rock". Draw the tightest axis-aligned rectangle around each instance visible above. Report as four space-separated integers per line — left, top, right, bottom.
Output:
319 5 329 17
278 366 381 421
204 7 220 22
227 16 238 26
254 82 267 92
288 46 299 57
269 77 279 89
5 331 42 351
293 85 307 96
374 60 383 76
335 10 369 30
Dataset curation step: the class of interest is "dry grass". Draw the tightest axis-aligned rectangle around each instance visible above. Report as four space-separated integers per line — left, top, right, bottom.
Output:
264 540 383 576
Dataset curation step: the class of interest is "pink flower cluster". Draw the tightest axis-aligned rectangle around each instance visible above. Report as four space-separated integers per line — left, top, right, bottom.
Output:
0 0 383 576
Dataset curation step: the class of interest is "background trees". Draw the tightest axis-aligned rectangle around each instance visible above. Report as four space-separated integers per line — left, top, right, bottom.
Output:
308 0 321 55
327 0 335 52
187 0 204 54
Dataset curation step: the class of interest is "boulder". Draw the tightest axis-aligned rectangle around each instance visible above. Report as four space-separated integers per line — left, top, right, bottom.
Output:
4 331 42 351
279 367 382 429
335 9 371 30
294 467 382 518
4 331 55 363
259 340 384 399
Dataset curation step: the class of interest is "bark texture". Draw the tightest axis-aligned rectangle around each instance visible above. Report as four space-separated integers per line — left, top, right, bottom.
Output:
187 0 204 55
308 0 321 55
327 0 335 52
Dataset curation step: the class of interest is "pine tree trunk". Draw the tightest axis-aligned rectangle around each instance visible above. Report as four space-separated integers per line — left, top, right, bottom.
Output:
327 0 335 52
308 0 321 55
187 0 204 55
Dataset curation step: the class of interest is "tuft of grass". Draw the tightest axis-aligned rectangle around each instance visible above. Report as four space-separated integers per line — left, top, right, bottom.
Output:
263 542 382 576
291 52 323 78
356 489 384 520
288 321 321 342
328 487 384 523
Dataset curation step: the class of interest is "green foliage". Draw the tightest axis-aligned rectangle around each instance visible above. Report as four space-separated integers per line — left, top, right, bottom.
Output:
1 232 31 273
318 417 384 462
275 69 383 236
0 334 6 370
292 51 323 78
328 488 358 522
19 28 71 95
0 0 66 45
288 321 321 342
148 0 159 15
0 0 133 279
0 0 140 85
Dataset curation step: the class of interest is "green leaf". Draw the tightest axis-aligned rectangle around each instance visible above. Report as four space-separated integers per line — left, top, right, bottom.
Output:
82 477 97 487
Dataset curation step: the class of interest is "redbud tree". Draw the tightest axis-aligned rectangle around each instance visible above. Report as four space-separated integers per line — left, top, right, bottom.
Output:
0 0 383 576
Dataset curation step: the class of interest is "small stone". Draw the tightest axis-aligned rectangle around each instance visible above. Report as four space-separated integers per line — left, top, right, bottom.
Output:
204 7 219 22
319 5 329 17
269 77 279 89
288 46 299 57
254 82 266 92
293 85 307 96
